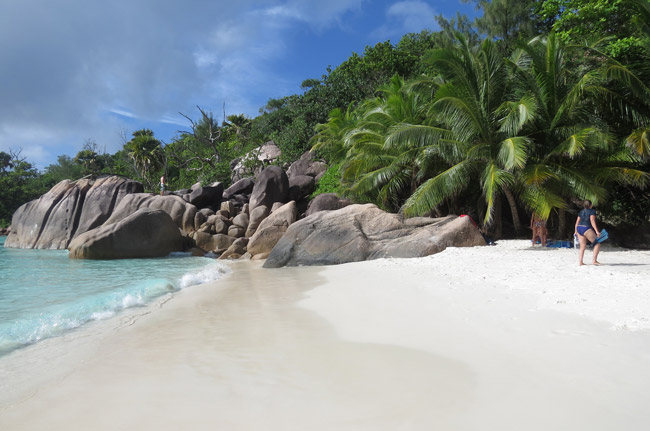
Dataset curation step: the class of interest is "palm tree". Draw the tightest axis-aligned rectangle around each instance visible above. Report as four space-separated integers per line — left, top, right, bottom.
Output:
310 103 359 163
337 75 437 212
609 0 650 160
125 129 164 191
510 33 649 235
388 35 536 234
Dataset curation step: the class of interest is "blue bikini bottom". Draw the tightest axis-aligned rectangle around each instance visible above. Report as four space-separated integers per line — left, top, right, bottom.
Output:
577 225 591 235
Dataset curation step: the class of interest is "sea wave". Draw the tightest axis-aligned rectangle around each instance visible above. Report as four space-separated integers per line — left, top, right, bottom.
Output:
0 259 229 357
179 263 229 289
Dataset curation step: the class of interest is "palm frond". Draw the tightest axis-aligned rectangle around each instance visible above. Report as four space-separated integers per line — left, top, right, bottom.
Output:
627 127 650 160
497 95 538 135
498 136 532 170
480 162 514 224
401 160 473 217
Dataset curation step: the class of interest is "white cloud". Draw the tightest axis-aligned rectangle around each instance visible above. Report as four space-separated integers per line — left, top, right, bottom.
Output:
372 0 439 39
0 0 367 169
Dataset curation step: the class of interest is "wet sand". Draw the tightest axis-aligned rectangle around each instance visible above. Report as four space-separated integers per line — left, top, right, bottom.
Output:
2 241 650 430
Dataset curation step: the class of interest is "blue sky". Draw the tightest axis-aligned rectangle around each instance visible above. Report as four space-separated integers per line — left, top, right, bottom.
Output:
0 0 477 170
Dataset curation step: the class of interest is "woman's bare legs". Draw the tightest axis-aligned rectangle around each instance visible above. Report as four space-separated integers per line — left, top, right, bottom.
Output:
581 230 600 265
592 242 601 265
578 234 588 265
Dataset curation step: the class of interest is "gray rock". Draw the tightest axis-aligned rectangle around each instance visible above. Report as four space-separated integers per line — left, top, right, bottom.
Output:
232 213 249 229
104 194 197 234
171 188 191 197
309 162 328 181
249 165 289 212
288 175 315 202
213 218 230 235
194 208 215 231
264 204 486 268
199 208 216 218
194 232 236 253
231 141 282 183
247 201 297 257
5 176 143 250
189 184 223 209
219 238 249 259
223 178 254 199
74 176 144 238
228 225 246 238
245 205 270 238
287 151 327 180
220 201 235 217
213 234 236 251
195 212 207 231
68 209 183 259
189 247 206 257
305 193 352 217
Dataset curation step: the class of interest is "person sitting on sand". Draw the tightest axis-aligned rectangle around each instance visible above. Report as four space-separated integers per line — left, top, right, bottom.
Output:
530 212 547 246
574 199 602 266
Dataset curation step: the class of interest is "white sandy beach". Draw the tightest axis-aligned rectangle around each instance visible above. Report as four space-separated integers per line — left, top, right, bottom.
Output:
1 240 650 430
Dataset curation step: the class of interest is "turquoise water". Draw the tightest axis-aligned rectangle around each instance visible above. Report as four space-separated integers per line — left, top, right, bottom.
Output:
0 236 228 357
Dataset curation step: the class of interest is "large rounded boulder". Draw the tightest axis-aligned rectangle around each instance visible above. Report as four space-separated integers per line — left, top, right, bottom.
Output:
223 178 255 200
264 204 486 268
189 184 224 209
104 194 197 233
247 201 298 257
249 165 289 212
5 176 143 250
305 193 352 217
68 209 184 259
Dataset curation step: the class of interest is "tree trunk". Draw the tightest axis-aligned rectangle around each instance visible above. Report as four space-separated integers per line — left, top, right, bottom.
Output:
558 208 567 239
484 194 503 239
502 186 522 236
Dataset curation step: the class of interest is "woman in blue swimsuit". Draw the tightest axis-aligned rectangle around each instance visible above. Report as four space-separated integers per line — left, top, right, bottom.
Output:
574 200 601 266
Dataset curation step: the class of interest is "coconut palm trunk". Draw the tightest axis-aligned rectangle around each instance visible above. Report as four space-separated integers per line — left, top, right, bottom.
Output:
558 208 567 240
502 186 522 235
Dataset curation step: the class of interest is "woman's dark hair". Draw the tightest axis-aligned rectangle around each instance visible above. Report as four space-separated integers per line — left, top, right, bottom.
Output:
583 199 592 209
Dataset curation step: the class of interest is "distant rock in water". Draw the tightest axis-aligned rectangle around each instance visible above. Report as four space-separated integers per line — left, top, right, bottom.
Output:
5 176 143 249
68 208 184 259
263 204 486 268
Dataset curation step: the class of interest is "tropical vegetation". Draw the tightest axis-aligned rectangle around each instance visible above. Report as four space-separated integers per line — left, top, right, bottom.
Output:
2 0 649 239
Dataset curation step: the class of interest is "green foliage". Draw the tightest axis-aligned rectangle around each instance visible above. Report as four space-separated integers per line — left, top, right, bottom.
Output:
316 30 649 233
464 0 541 50
43 155 84 184
124 129 164 191
165 108 254 189
311 163 344 197
0 151 49 226
6 4 650 236
537 0 645 59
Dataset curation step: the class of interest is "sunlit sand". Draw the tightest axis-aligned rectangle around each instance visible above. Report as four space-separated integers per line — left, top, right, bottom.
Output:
1 240 650 430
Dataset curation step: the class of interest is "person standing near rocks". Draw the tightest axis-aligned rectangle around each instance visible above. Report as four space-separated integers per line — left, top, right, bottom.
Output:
530 212 547 246
160 175 166 196
574 199 601 266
